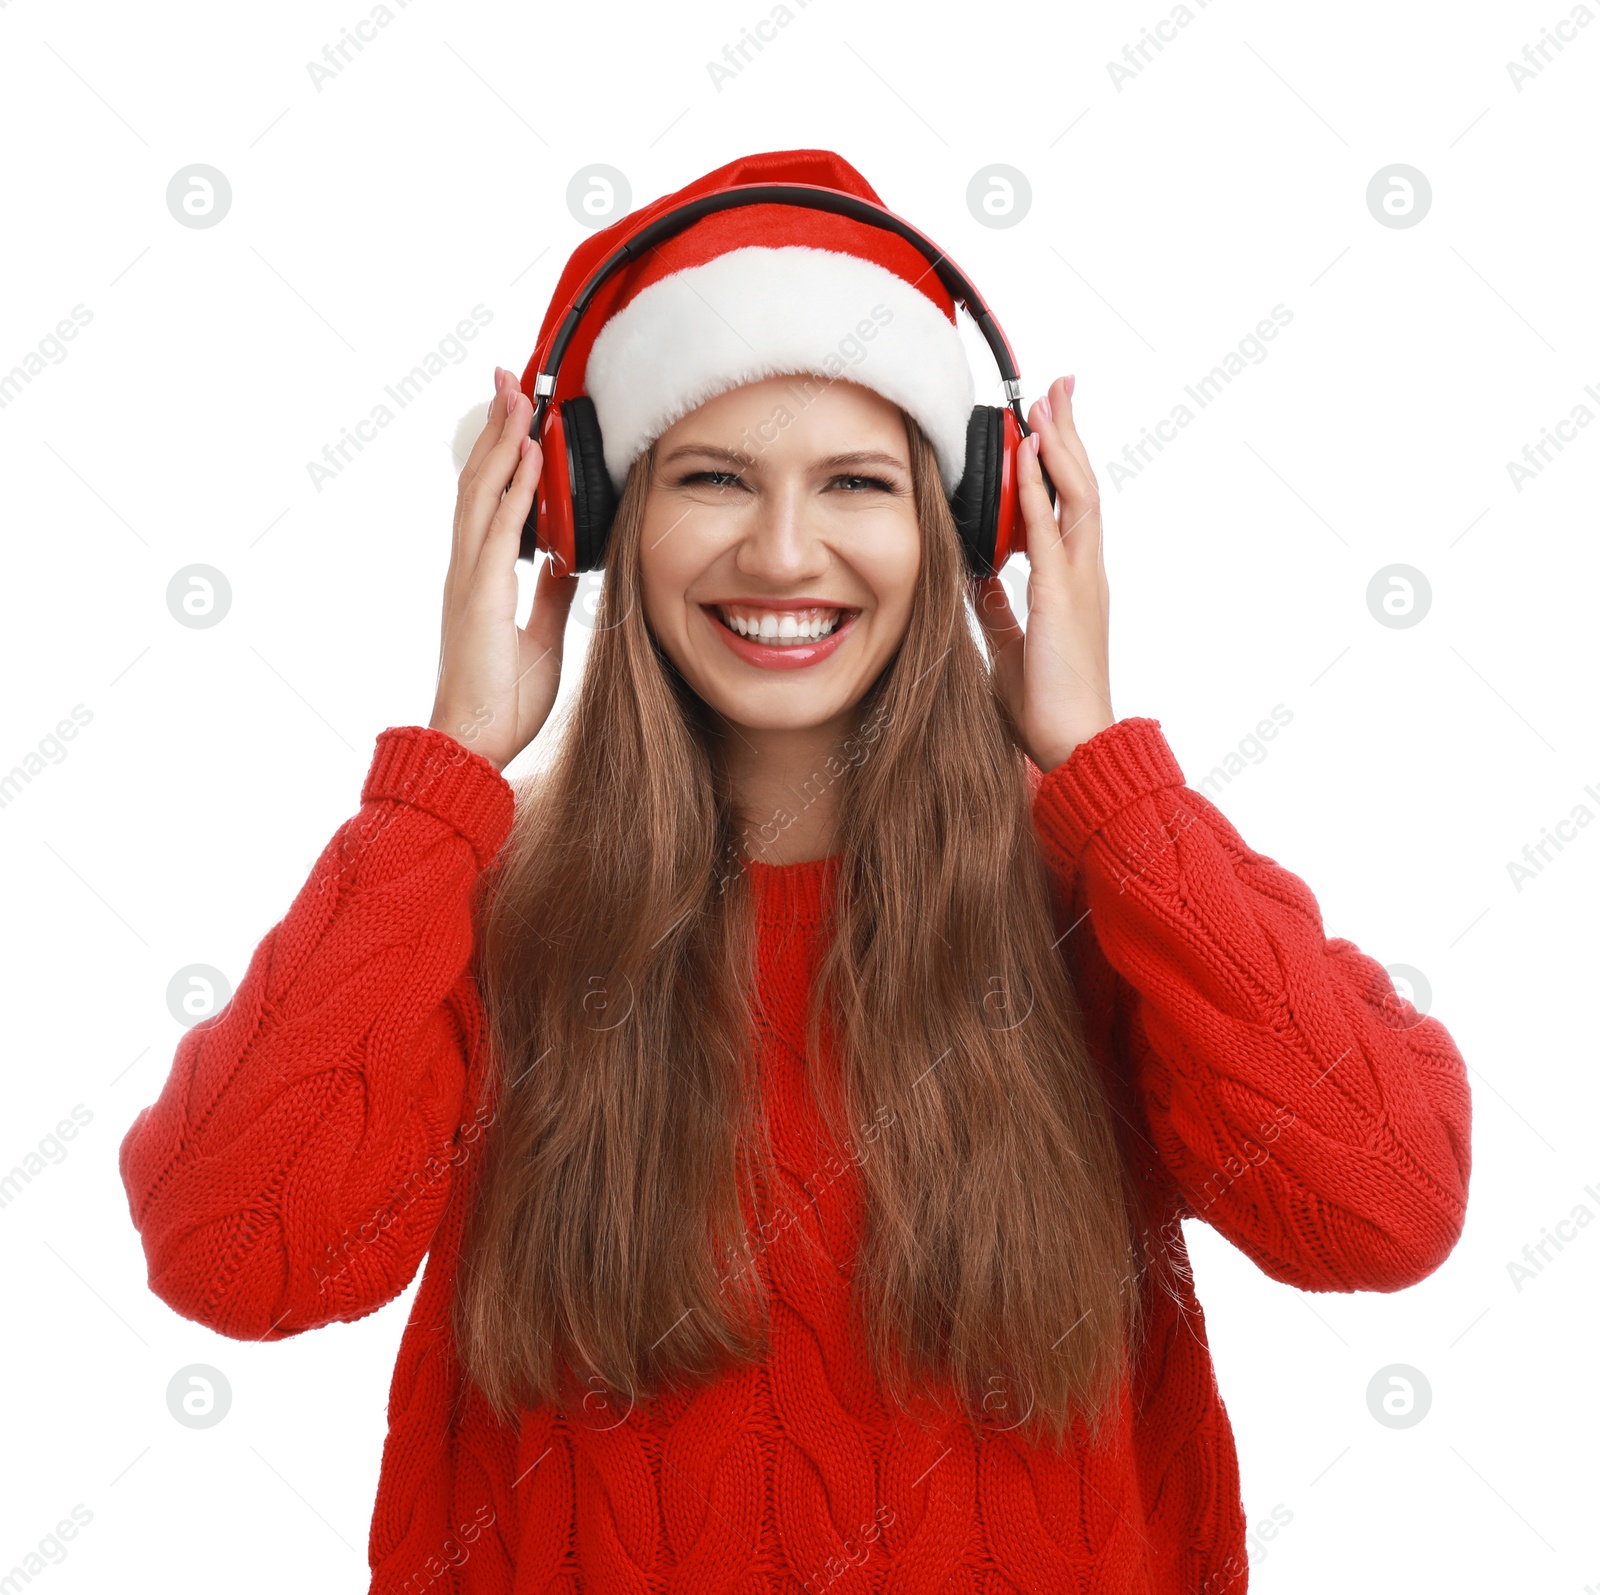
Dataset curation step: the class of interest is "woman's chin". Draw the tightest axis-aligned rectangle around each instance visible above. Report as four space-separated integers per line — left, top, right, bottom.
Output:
691 671 862 737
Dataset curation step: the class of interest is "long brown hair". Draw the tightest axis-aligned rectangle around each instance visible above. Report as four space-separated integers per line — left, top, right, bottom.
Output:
453 408 1151 1451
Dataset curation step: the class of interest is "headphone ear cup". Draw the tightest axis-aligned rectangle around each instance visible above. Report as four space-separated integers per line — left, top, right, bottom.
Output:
948 405 1004 577
561 396 617 574
526 403 575 572
990 406 1026 571
525 398 617 574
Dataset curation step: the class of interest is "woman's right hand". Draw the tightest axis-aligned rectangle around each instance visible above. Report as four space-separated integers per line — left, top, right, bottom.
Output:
429 366 579 771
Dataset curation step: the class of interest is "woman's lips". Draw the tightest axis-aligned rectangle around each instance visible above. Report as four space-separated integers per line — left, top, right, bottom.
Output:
703 604 859 671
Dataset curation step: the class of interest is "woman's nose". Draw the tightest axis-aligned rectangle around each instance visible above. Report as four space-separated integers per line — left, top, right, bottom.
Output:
734 484 828 584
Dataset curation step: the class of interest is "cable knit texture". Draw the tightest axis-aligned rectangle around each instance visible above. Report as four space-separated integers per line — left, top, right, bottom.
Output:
119 717 1472 1593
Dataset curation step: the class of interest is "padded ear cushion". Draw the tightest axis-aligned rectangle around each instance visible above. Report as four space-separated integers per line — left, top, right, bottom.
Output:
562 396 618 574
991 407 1026 570
948 406 1003 578
526 403 574 570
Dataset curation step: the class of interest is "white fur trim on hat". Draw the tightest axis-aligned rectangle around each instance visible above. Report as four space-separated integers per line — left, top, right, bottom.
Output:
584 245 975 496
451 399 492 475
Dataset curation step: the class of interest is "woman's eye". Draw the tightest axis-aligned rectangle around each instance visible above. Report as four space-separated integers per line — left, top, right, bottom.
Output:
681 470 745 489
678 471 897 492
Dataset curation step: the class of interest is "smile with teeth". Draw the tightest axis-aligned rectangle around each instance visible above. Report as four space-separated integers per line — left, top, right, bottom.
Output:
714 605 849 646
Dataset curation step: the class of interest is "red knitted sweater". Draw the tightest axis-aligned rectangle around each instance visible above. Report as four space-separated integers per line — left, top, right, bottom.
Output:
119 717 1471 1594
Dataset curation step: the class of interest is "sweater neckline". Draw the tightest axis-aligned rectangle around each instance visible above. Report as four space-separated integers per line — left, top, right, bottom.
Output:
740 851 840 925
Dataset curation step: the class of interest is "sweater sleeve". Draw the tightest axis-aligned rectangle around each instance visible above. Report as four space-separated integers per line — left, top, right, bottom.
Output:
1030 716 1472 1294
118 725 515 1341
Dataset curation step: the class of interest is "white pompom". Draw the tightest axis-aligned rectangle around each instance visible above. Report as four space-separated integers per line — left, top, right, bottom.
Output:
450 399 492 474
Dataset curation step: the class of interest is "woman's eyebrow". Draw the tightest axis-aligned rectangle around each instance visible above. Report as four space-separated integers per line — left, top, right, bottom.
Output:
661 443 757 468
659 443 909 473
814 450 909 474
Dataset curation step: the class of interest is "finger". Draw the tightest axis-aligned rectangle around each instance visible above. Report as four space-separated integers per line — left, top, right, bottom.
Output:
443 383 498 644
459 389 534 570
447 368 500 585
1029 386 1101 568
510 558 581 728
1042 377 1099 505
449 368 514 615
972 575 1024 650
453 368 528 558
1036 375 1093 479
1015 427 1067 569
475 432 543 579
521 550 581 656
454 368 514 517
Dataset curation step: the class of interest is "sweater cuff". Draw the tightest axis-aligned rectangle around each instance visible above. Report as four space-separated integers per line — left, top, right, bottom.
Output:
360 725 516 869
1031 717 1187 875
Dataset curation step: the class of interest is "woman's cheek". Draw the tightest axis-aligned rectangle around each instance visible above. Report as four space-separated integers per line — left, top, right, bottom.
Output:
874 531 921 640
641 508 721 644
637 539 692 651
870 564 919 655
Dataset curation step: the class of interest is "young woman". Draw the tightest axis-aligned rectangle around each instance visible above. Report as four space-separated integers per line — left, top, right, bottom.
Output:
120 150 1472 1594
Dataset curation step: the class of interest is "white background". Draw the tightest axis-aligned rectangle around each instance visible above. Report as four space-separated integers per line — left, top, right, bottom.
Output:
1 0 1596 1589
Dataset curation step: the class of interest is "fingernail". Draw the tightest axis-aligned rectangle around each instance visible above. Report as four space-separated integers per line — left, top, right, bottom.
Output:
1064 374 1076 398
1039 396 1053 421
493 365 503 393
1027 432 1042 458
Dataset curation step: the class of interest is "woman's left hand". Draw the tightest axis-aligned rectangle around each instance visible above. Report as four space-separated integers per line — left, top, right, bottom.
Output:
974 374 1115 775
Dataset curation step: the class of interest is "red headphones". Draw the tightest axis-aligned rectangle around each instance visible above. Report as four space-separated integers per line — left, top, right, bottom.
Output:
518 181 1055 579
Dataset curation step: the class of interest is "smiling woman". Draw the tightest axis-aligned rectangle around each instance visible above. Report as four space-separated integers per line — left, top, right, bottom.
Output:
449 349 1160 1521
119 147 1473 1595
635 377 923 827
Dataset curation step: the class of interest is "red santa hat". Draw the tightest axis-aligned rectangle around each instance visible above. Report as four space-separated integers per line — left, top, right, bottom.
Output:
456 149 977 496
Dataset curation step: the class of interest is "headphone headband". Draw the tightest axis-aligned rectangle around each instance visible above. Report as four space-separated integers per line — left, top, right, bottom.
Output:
520 177 1056 578
528 181 1030 440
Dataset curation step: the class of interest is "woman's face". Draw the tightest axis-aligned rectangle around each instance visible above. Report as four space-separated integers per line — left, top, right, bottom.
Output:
638 375 921 736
